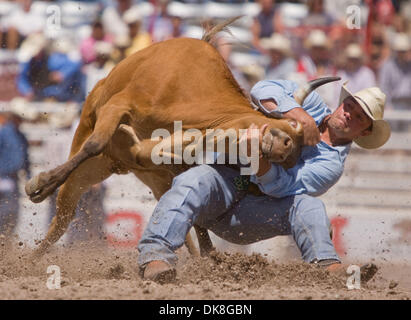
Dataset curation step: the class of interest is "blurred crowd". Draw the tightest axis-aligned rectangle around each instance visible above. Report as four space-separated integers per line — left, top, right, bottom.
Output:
0 0 410 244
0 0 410 108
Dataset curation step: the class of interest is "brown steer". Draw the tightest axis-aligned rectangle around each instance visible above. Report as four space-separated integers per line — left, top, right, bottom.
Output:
25 18 339 256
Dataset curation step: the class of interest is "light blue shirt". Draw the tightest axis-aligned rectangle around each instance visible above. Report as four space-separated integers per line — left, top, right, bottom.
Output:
249 79 351 198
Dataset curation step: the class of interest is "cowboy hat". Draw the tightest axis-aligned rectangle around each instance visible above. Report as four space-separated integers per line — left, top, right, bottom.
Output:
392 33 411 52
17 33 49 62
48 104 78 129
338 83 391 149
9 97 39 121
345 43 363 59
95 41 114 56
260 34 292 56
123 7 143 24
304 30 330 49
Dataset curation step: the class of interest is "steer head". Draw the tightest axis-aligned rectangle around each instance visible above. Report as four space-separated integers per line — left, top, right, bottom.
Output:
259 76 341 169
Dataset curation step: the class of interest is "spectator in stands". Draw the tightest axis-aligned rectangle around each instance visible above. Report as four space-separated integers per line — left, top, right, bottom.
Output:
102 0 133 38
379 33 411 110
261 33 297 81
16 34 85 102
367 23 391 79
0 111 27 240
301 0 335 29
170 16 184 39
84 41 114 95
373 0 396 27
148 0 175 43
110 34 131 64
7 98 35 181
0 0 45 50
123 8 152 57
297 30 337 107
240 64 265 90
80 20 113 65
337 43 377 93
251 0 284 53
298 30 336 80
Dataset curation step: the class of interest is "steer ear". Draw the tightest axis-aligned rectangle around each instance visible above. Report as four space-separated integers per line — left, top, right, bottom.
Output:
293 76 341 105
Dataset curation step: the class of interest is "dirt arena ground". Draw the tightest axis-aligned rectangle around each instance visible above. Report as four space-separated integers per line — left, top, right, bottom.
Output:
0 242 410 300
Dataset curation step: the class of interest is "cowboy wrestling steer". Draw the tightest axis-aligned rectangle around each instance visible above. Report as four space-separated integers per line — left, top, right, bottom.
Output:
25 19 338 256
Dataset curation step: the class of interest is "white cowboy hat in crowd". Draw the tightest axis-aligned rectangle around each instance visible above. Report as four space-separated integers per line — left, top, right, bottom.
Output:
123 7 143 24
9 97 39 121
114 34 131 48
48 105 78 129
392 33 411 52
51 37 75 54
95 41 114 56
305 30 330 49
17 33 49 62
345 43 363 59
261 34 292 56
339 84 391 149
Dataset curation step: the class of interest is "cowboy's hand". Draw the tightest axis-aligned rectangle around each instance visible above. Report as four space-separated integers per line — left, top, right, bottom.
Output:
284 107 319 146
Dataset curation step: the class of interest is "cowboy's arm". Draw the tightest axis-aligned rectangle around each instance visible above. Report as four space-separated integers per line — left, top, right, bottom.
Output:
251 80 321 145
250 157 344 198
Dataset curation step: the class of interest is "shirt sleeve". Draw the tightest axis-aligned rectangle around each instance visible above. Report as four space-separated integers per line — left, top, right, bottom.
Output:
250 155 344 198
250 79 301 113
250 79 331 126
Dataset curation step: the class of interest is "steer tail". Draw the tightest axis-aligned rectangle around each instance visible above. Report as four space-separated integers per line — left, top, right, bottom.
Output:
201 16 243 43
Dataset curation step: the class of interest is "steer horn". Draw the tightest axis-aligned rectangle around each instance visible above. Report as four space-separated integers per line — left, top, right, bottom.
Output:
293 76 341 105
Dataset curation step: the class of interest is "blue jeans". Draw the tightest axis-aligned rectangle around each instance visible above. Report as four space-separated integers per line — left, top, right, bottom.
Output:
137 165 340 267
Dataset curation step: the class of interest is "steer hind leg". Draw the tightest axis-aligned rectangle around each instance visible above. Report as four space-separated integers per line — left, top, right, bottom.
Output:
26 96 132 203
194 224 214 257
34 155 113 257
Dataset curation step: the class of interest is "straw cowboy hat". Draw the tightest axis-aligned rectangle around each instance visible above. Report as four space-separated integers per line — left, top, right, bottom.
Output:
9 97 39 121
260 34 292 56
391 33 411 52
304 30 330 49
345 43 363 59
123 7 143 24
17 33 49 62
339 83 391 149
48 105 78 129
95 41 114 56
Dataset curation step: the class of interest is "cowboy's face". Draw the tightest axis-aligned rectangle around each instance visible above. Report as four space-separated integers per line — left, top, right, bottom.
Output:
328 97 372 140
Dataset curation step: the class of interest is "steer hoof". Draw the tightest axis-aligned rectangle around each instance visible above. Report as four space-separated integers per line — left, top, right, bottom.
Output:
25 172 58 203
360 263 378 283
